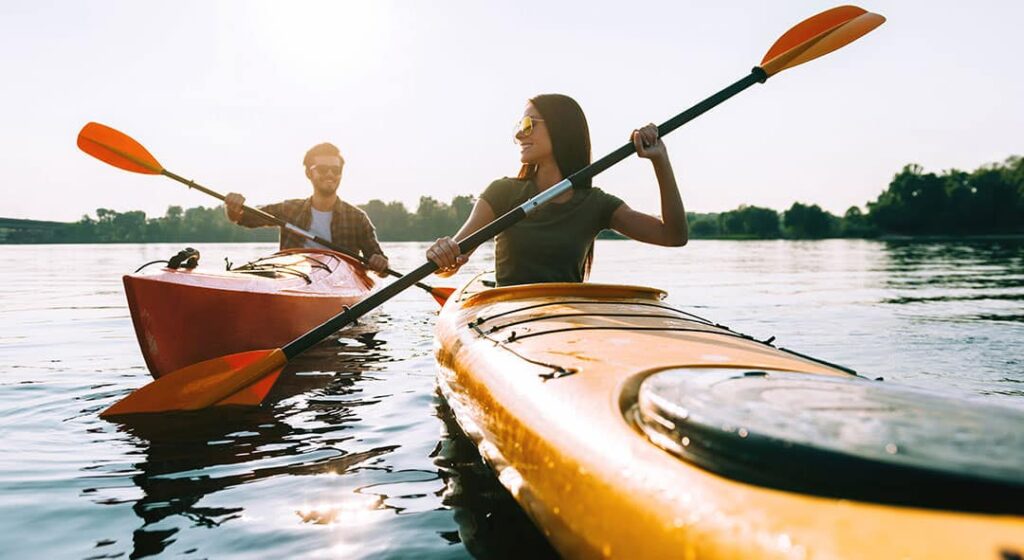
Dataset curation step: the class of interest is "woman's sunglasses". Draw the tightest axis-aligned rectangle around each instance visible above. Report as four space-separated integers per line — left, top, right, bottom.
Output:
513 116 545 139
310 164 342 176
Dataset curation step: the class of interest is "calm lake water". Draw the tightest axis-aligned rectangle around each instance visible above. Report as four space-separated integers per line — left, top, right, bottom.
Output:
1 240 1022 559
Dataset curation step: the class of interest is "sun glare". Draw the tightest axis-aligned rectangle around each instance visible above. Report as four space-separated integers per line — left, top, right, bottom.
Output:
296 493 383 526
252 1 386 83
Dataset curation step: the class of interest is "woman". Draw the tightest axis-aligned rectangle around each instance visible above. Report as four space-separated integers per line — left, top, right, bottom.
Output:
426 94 687 286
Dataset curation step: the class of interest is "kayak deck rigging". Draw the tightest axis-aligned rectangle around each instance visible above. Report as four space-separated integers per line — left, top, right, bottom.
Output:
470 299 717 328
467 294 858 378
230 252 337 283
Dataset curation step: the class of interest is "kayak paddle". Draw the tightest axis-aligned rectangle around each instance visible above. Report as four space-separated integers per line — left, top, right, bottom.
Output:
98 4 884 417
76 122 455 307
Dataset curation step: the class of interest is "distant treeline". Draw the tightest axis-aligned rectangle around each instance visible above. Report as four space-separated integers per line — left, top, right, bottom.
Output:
1 206 280 244
4 157 1022 244
685 156 1024 239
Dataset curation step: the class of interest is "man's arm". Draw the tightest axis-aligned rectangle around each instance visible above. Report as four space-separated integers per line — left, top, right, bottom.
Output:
235 201 287 228
358 213 389 276
356 212 384 258
224 193 288 228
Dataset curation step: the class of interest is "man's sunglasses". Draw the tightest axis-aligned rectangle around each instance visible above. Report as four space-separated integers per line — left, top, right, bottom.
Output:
310 164 342 176
513 116 545 139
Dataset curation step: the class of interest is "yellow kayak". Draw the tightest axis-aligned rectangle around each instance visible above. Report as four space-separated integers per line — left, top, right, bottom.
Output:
434 275 1024 559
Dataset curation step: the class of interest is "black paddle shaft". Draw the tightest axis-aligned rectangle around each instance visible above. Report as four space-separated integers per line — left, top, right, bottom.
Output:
159 169 436 291
578 68 767 184
282 67 769 359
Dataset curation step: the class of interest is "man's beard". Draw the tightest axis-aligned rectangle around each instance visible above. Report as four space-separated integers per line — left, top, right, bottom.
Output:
314 180 339 197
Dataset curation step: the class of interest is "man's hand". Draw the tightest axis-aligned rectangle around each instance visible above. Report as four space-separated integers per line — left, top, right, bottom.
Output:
224 193 246 223
367 254 389 278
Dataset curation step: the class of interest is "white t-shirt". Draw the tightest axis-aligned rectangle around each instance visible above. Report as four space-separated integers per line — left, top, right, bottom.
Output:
304 208 333 249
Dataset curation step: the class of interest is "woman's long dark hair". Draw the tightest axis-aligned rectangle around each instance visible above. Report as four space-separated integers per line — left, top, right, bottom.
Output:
516 94 597 278
517 94 592 189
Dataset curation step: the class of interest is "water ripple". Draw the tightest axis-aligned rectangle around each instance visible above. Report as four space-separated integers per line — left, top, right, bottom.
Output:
0 240 1020 558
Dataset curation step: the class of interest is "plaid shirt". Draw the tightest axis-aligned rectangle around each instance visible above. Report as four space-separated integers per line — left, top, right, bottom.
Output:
236 197 386 259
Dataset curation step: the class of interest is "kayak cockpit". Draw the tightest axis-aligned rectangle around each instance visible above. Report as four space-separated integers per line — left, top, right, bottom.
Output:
630 367 1024 514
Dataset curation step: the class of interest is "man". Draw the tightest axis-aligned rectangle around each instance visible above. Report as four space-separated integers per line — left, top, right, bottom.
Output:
224 142 389 276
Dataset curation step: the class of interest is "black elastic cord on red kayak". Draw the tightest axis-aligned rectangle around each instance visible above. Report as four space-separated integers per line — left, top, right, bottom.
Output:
132 247 201 273
228 252 340 283
133 260 168 273
295 254 333 273
231 265 313 283
231 256 315 283
239 252 335 274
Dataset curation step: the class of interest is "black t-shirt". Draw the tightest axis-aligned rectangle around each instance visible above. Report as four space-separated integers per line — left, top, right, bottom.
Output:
480 177 624 286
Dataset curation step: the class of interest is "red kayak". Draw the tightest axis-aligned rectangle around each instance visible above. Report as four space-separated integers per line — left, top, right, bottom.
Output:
124 248 375 378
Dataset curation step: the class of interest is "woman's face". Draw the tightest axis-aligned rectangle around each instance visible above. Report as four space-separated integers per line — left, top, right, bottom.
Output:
515 102 553 165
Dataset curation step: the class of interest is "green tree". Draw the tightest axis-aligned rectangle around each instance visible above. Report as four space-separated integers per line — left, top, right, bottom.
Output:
361 199 414 241
719 205 781 238
783 202 836 238
866 160 1024 235
867 164 949 234
413 196 447 240
687 212 720 238
61 214 97 242
112 210 147 242
839 206 875 237
451 195 474 225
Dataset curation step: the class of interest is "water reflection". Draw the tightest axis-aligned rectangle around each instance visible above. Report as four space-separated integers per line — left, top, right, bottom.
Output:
83 315 556 559
432 397 559 560
883 239 1024 267
881 240 1024 323
112 411 396 557
86 326 401 559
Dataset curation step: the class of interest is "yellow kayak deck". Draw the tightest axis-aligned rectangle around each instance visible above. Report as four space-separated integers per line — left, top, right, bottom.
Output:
434 277 1024 559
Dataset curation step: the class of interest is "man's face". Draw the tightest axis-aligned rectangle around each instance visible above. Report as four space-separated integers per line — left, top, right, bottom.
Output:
307 154 344 196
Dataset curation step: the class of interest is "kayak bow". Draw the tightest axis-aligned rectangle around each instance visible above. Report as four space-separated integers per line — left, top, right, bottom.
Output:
124 248 374 378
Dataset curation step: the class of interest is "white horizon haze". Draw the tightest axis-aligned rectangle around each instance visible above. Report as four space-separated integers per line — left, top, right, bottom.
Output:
1 1 1021 222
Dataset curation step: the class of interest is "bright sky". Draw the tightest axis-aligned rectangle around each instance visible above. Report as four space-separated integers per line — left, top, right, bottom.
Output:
1 1 1021 222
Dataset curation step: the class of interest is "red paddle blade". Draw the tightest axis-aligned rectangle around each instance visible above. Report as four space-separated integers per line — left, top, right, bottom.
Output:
431 286 456 307
760 6 885 77
101 348 287 417
77 122 164 175
761 6 867 66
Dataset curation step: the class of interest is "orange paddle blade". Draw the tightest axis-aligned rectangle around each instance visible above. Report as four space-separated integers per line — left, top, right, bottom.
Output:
430 286 456 307
760 6 885 77
77 122 164 175
101 348 287 417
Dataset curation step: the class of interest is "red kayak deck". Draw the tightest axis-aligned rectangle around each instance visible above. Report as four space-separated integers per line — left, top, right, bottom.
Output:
124 248 374 378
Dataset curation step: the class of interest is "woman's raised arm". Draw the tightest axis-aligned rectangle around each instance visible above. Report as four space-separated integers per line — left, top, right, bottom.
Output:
609 124 688 247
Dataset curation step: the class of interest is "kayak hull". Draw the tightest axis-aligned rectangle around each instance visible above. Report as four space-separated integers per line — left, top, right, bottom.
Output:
434 277 1024 559
125 249 373 378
